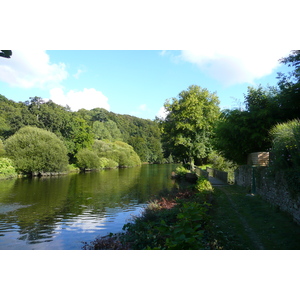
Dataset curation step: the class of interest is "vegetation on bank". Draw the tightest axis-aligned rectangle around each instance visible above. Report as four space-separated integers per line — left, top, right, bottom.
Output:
83 175 214 250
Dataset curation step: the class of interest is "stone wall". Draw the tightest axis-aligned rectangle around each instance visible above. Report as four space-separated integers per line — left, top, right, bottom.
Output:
235 166 300 224
195 167 209 179
206 167 228 183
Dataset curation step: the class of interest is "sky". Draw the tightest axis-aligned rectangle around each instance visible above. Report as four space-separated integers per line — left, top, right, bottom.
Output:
0 49 293 120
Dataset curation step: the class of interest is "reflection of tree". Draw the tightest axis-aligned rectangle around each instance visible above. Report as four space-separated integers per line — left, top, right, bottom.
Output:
66 166 142 213
3 175 73 243
0 165 176 246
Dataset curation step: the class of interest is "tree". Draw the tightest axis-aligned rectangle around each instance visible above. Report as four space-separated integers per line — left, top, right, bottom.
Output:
214 85 281 164
92 121 112 140
0 139 5 157
76 148 101 171
0 50 12 58
277 50 300 120
162 85 220 167
4 126 69 175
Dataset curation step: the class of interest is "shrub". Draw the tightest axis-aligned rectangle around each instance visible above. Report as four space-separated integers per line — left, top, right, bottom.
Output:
208 150 237 183
195 176 213 194
4 126 69 175
0 157 17 178
175 166 189 178
76 148 101 170
270 119 300 170
92 140 141 168
0 139 5 157
98 157 118 169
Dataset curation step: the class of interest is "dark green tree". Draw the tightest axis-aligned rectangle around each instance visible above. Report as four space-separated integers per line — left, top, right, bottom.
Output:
0 50 12 58
277 50 300 120
214 85 282 164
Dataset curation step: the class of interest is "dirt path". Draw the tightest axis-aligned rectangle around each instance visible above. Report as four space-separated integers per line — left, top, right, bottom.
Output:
217 186 265 250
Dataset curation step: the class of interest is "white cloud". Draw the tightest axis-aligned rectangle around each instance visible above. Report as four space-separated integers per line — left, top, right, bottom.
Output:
49 87 110 111
73 68 84 79
0 50 68 88
156 106 168 120
180 49 291 86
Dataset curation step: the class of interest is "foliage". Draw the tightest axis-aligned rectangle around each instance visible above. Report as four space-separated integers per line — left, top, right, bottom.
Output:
120 189 211 250
0 157 17 178
269 119 300 170
98 157 119 169
0 94 163 164
195 176 213 194
277 50 300 120
174 166 189 178
207 150 237 183
92 140 141 168
214 85 282 164
0 139 5 157
76 148 101 171
161 85 220 166
4 126 69 175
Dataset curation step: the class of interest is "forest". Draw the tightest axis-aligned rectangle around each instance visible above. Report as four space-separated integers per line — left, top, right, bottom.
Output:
0 50 299 178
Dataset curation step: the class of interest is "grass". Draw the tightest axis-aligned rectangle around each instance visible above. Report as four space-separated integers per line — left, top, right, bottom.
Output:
84 177 300 250
208 185 300 250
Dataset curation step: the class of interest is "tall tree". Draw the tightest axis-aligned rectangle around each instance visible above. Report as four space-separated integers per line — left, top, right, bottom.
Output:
162 85 220 167
214 85 281 164
277 50 300 120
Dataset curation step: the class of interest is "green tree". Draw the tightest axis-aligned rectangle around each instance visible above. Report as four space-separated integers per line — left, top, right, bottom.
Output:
0 139 5 157
277 50 300 120
76 148 101 171
162 85 220 167
0 50 12 58
105 120 123 141
92 121 112 140
214 85 281 164
4 126 69 175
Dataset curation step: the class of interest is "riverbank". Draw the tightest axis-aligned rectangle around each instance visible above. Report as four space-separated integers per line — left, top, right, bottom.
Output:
83 176 214 250
84 178 300 250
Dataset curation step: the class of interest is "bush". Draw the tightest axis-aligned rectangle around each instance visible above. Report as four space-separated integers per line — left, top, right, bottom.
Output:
0 157 17 178
4 126 69 175
270 119 300 171
76 148 101 170
208 150 237 183
175 166 189 178
195 176 213 194
99 157 118 169
92 140 141 168
0 139 5 157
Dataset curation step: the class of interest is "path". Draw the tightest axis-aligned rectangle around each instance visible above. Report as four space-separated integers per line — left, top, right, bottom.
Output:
217 186 265 250
208 176 228 186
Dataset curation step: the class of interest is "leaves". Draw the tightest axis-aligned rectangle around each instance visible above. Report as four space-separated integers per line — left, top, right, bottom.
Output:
162 85 220 163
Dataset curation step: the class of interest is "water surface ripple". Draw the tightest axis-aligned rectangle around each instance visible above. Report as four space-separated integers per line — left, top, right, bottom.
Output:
0 164 177 250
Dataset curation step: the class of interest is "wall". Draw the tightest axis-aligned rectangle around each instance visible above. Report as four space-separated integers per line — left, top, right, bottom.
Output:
235 166 300 224
206 167 228 183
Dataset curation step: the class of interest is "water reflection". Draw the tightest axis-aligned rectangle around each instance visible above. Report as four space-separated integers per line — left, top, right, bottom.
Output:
0 164 177 249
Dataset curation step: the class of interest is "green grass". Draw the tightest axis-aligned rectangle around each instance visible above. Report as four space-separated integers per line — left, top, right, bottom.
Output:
208 185 300 250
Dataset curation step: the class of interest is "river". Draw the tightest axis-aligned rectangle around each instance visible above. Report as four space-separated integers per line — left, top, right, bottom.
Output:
0 164 178 250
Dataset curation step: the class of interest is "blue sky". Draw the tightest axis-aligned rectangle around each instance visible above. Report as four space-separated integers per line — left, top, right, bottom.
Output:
0 49 293 120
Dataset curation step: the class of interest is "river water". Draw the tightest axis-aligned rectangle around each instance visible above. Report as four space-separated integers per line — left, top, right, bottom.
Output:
0 164 178 250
